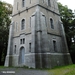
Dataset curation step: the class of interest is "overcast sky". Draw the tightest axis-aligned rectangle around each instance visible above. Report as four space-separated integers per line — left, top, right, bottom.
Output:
2 0 75 11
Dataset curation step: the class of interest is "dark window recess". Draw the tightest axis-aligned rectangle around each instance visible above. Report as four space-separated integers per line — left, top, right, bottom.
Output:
21 19 25 30
50 18 54 29
48 0 51 6
20 39 22 44
20 38 25 44
23 38 25 44
14 45 16 54
53 41 57 52
29 43 31 52
22 0 25 7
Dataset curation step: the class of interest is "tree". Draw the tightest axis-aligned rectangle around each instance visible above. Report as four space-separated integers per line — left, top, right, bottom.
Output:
0 1 12 65
58 2 74 49
58 2 75 63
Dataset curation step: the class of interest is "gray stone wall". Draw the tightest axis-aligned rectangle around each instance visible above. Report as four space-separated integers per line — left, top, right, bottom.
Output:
5 0 72 68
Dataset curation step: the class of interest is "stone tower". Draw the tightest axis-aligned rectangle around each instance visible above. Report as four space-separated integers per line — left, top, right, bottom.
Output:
4 0 72 68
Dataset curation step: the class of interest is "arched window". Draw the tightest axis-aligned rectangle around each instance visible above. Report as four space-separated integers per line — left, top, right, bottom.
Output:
21 19 25 30
20 38 25 44
50 18 54 29
22 0 25 7
48 0 51 6
23 38 25 44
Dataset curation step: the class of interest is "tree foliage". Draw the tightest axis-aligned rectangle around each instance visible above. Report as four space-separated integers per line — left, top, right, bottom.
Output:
58 2 75 63
0 1 12 65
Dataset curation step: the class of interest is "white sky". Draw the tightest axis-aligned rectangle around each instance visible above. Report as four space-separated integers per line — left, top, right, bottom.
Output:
2 0 75 11
58 0 75 11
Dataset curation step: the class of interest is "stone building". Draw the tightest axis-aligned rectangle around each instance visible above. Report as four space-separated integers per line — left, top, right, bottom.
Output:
4 0 72 68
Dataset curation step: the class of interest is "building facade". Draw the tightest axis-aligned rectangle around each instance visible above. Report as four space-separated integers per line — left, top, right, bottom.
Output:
4 0 72 68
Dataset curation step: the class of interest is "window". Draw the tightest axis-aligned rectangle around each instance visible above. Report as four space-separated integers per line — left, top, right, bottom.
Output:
23 38 25 44
29 43 31 52
20 38 25 44
48 0 51 6
14 45 16 54
20 39 22 44
21 19 25 30
53 40 57 52
22 0 25 7
50 18 54 29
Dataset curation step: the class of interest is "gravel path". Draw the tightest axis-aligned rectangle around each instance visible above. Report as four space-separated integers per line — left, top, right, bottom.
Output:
0 68 48 75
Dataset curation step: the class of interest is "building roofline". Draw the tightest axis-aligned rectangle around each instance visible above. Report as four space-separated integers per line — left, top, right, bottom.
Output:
12 4 60 17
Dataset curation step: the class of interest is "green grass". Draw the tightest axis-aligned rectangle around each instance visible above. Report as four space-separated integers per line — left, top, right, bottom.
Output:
0 66 5 68
0 66 17 69
0 64 75 75
48 64 75 75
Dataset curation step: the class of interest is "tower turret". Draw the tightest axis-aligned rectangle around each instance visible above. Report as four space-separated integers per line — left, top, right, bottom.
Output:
5 0 72 68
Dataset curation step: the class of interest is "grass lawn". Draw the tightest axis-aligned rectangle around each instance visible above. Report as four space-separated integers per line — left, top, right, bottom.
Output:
0 66 5 68
0 64 75 75
48 64 75 75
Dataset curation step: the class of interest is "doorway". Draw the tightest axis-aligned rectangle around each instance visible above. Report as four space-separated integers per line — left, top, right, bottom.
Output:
19 47 25 64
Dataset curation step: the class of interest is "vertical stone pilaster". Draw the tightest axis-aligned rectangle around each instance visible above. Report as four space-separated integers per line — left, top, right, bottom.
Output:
4 22 14 66
59 21 68 52
35 7 42 68
30 13 36 68
31 15 36 53
41 14 49 53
